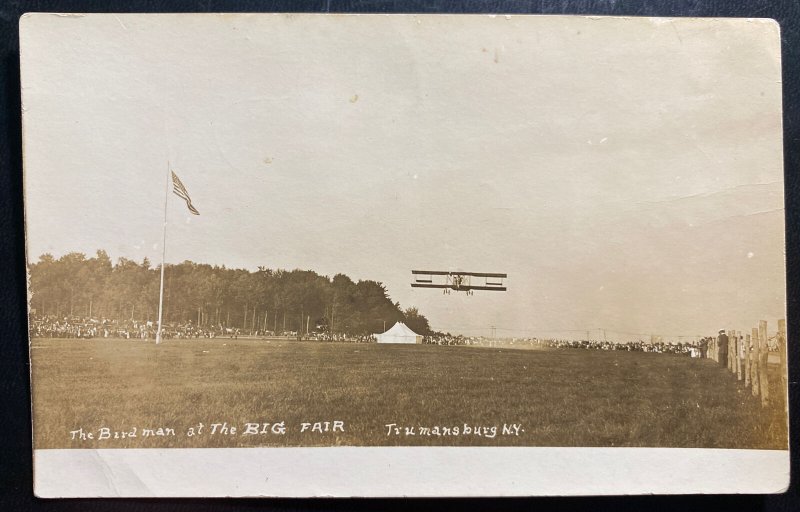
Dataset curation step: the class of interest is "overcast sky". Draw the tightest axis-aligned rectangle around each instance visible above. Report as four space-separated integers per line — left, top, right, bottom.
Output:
21 14 785 340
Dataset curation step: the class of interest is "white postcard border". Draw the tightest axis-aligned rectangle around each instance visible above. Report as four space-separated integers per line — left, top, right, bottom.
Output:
34 447 790 497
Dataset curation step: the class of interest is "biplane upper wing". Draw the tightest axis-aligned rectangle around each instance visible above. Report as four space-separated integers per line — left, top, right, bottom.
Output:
456 272 507 278
411 270 507 277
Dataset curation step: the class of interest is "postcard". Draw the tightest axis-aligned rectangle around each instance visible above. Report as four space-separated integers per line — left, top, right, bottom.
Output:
21 12 788 496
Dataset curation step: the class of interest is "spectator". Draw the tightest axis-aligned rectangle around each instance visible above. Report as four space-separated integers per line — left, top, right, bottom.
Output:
717 329 729 367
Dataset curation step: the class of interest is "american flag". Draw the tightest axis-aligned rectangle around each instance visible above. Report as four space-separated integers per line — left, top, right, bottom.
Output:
171 171 199 215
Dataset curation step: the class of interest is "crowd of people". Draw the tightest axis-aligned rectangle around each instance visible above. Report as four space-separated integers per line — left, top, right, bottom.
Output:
422 335 711 357
29 317 102 339
29 315 229 340
544 338 704 357
29 315 380 343
306 332 377 343
423 334 470 346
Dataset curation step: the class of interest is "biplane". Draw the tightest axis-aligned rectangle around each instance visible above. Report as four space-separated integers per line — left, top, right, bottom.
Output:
411 270 507 295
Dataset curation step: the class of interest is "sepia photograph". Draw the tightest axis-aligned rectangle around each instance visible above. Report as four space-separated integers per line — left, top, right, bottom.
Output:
20 12 789 496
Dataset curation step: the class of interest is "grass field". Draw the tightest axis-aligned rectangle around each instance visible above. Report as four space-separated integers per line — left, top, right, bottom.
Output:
30 338 788 449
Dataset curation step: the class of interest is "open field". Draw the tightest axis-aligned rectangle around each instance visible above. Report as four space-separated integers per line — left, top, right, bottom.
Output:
30 338 788 449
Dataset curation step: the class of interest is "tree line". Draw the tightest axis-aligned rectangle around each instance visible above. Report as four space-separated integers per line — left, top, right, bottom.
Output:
28 250 432 335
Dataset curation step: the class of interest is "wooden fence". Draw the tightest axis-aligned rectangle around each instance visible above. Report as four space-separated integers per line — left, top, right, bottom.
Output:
706 319 787 410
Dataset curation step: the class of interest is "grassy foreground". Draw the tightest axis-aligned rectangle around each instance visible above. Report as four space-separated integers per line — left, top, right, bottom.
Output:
30 338 788 449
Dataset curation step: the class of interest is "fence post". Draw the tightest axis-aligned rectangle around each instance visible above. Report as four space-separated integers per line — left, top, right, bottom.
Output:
729 330 735 373
778 319 787 413
725 330 733 371
731 330 737 373
736 331 743 381
751 327 760 397
727 330 734 371
758 320 769 407
744 333 751 387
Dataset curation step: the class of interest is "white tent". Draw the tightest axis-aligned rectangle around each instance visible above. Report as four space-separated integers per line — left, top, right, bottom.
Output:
375 322 422 344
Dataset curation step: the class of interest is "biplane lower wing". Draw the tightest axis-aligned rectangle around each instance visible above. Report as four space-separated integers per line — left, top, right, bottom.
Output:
410 283 507 291
461 285 507 291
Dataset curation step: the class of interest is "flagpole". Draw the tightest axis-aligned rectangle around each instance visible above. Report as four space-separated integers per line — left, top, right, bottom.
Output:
155 161 170 344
